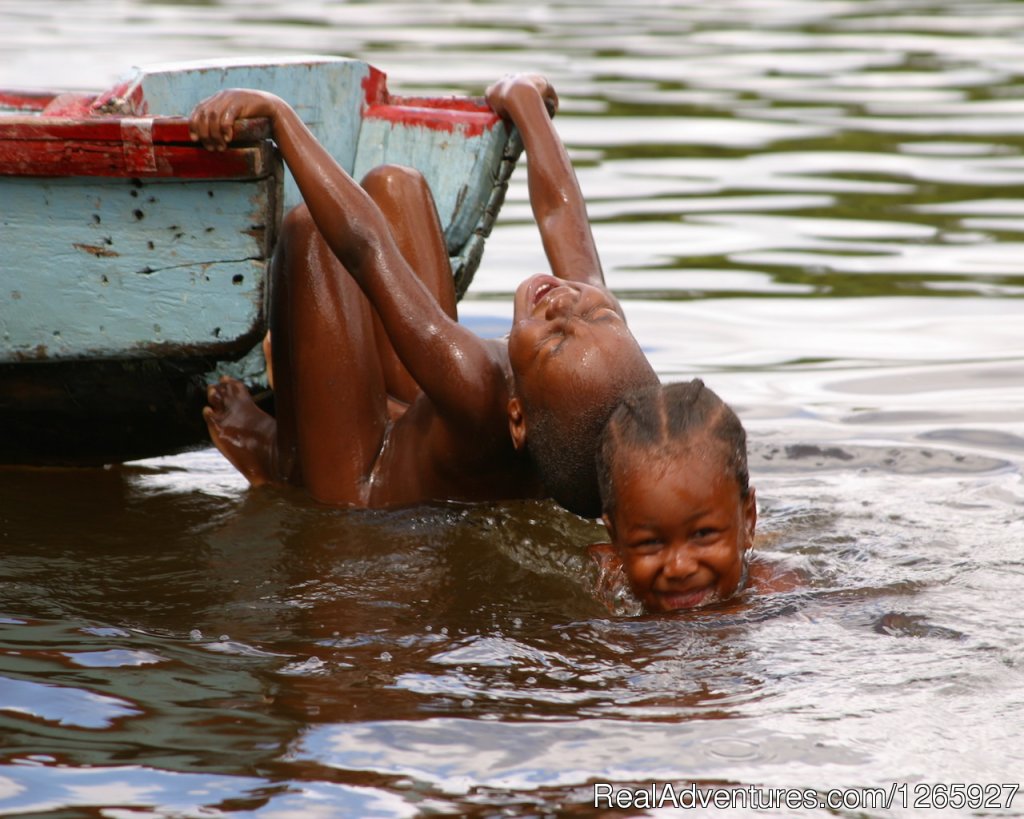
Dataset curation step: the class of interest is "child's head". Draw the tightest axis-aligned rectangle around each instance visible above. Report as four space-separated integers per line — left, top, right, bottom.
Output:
595 379 756 613
506 275 659 518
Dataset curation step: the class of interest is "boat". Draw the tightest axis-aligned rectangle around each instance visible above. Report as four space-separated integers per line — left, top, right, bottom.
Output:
0 56 520 466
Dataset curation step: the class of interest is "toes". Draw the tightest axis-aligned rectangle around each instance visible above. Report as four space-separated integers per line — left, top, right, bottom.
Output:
222 377 248 399
207 376 248 411
206 382 227 411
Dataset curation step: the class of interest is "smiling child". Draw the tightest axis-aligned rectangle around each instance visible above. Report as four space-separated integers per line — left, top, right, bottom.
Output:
592 379 786 613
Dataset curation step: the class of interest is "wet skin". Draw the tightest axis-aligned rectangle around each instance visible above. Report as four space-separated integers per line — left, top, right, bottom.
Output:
601 445 758 613
506 275 649 449
188 76 655 508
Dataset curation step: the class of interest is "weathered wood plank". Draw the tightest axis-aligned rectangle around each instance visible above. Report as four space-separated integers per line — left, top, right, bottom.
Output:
0 117 273 178
354 100 513 288
0 90 52 112
0 137 272 179
120 56 374 209
0 172 280 361
0 117 269 144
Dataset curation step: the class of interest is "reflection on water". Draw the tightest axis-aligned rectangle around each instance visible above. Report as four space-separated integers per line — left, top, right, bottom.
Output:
1 0 1023 815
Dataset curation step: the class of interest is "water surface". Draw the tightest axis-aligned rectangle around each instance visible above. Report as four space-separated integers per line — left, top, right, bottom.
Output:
0 0 1022 816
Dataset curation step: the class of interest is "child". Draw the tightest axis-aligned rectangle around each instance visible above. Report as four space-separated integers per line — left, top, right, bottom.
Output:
592 379 778 613
188 75 658 517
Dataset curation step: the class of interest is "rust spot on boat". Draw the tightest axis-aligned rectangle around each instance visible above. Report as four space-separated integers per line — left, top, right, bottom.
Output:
12 345 50 362
73 243 120 258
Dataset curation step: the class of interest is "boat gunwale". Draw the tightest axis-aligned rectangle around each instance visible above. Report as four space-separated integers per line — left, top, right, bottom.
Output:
0 97 504 180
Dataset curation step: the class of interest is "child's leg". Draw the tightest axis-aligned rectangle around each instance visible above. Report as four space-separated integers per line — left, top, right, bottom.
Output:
269 203 391 504
204 203 388 502
359 165 457 406
205 167 456 504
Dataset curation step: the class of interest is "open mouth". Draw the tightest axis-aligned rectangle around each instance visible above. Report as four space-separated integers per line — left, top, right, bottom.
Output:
658 587 714 611
527 275 563 308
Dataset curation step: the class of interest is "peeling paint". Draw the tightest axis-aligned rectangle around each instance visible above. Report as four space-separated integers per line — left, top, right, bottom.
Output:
73 243 120 258
363 103 496 138
361 67 389 108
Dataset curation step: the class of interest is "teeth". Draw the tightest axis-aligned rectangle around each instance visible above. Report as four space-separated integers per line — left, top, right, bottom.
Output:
534 282 555 304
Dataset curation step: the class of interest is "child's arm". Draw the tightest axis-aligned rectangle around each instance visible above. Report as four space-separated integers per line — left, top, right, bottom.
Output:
189 91 508 427
486 75 605 288
190 90 424 286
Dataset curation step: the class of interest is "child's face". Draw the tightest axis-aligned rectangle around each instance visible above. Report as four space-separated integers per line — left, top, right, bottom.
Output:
507 276 647 408
602 444 756 613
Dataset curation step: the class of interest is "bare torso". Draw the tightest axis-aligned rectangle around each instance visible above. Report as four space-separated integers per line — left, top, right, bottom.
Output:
367 338 542 506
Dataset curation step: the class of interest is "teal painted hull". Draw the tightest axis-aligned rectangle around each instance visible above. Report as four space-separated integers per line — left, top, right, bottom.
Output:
0 57 519 465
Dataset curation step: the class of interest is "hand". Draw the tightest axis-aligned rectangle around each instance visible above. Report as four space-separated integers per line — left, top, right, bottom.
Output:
188 89 282 151
486 74 558 120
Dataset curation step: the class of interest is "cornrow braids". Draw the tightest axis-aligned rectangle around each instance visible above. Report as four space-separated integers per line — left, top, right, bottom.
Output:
596 379 750 518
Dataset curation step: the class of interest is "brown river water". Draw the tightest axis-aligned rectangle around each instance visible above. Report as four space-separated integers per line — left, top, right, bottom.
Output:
0 0 1022 816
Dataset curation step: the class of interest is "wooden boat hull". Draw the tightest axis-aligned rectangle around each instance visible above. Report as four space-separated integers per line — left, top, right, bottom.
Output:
0 57 519 465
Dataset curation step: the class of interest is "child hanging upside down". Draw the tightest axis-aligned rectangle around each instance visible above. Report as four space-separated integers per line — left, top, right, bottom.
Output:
188 75 658 517
592 379 794 613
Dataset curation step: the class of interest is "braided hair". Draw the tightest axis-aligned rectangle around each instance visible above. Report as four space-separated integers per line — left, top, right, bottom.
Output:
596 379 749 518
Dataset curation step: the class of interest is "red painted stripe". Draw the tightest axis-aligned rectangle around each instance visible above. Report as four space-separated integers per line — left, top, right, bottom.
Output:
0 90 55 112
0 117 271 144
363 103 498 138
0 136 274 178
361 66 390 107
391 95 492 114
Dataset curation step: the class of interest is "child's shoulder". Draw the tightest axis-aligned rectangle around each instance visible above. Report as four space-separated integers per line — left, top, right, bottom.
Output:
748 554 802 595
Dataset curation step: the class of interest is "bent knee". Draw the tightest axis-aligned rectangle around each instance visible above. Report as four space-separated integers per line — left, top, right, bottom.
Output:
361 164 429 203
281 202 315 237
277 203 326 259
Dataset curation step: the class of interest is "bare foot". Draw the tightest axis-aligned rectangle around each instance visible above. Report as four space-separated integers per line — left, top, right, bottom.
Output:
203 376 278 486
